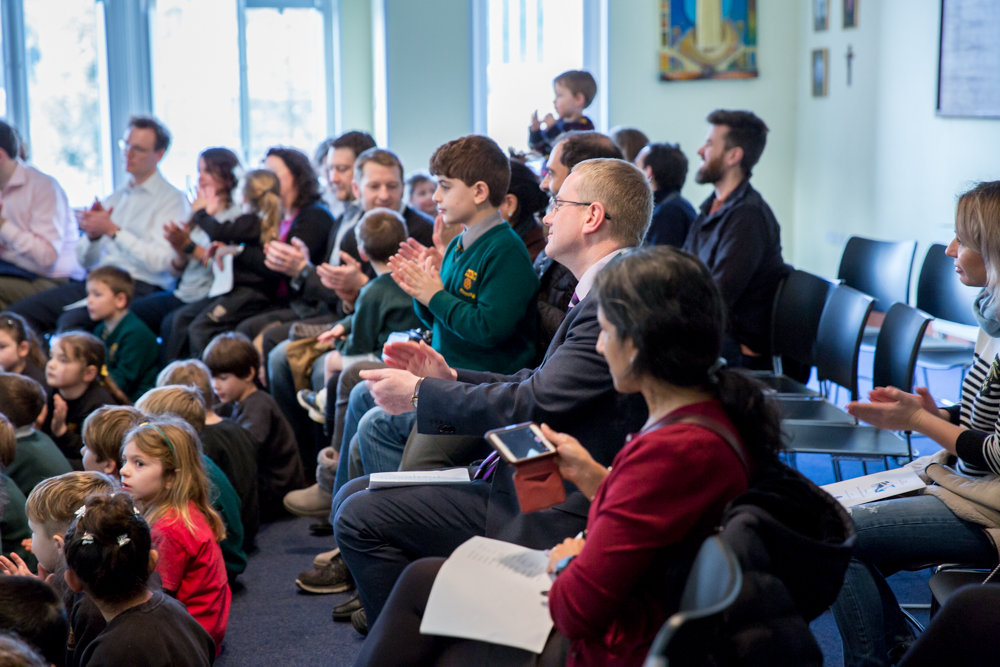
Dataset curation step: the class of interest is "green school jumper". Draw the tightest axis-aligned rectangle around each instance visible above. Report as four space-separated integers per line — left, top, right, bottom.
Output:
7 428 72 496
202 454 248 582
417 221 539 374
335 273 423 355
95 310 160 402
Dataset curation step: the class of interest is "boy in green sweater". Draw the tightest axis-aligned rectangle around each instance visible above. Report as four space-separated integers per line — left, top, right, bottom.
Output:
86 266 159 402
388 135 538 374
0 414 34 569
0 373 71 495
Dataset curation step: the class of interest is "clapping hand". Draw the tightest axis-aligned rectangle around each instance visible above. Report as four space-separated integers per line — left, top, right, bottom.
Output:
396 238 443 274
51 394 68 438
846 386 932 432
191 183 221 215
530 111 542 132
77 200 117 240
382 340 457 380
360 368 420 415
387 255 444 306
0 552 54 584
164 220 193 255
265 237 310 277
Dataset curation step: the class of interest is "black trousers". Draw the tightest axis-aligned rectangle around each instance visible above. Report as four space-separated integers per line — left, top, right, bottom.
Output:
167 287 275 360
8 279 162 335
898 584 1000 667
131 291 184 338
355 557 570 667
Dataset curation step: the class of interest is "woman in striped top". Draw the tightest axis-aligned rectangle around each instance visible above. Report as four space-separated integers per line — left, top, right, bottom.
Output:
831 181 1000 667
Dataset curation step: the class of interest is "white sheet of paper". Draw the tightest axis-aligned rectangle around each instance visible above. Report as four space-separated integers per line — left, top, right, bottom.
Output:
420 536 554 653
62 297 89 311
208 254 234 298
367 468 471 489
821 467 926 507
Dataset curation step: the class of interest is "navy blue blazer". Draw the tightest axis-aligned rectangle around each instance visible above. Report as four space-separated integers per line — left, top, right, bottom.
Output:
417 292 648 548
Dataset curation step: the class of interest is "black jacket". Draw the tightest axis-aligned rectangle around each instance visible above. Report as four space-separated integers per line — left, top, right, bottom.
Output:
683 178 789 356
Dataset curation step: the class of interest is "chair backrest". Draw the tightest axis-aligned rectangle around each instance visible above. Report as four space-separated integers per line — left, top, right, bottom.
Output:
814 284 876 400
643 536 743 667
916 243 979 326
771 269 837 367
837 236 917 313
873 302 933 393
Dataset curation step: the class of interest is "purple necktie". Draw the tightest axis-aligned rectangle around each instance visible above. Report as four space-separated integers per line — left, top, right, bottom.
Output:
568 292 580 308
473 451 500 481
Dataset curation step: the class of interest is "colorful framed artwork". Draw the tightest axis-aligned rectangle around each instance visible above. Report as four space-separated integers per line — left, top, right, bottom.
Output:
659 0 758 81
814 0 829 31
812 49 829 97
843 0 858 28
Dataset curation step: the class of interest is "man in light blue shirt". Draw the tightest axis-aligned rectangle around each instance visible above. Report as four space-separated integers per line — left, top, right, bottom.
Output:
9 116 189 334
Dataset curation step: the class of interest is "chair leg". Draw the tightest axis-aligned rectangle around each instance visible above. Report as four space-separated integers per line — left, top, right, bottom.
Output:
899 606 925 634
832 456 843 482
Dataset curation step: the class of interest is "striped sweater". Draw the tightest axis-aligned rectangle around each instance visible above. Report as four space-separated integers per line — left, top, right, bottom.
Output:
953 329 1000 476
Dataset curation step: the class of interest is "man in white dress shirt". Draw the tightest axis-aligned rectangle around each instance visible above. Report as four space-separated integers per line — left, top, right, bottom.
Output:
0 121 85 309
9 116 189 333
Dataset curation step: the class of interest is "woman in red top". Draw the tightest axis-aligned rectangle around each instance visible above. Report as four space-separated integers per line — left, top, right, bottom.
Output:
352 246 784 667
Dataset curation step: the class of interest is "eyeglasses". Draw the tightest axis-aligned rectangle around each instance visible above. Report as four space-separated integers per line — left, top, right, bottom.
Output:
118 140 153 155
548 196 611 219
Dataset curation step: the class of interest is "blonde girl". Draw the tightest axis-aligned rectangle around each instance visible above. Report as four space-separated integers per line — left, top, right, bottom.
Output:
120 414 230 653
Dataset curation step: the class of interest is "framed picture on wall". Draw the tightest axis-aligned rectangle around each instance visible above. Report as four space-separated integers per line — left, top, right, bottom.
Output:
658 0 758 81
812 49 829 97
814 0 829 31
843 0 859 28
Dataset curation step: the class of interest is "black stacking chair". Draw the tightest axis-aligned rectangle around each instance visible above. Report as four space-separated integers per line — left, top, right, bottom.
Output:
915 243 979 384
754 269 835 396
839 236 917 314
643 536 742 667
782 303 932 479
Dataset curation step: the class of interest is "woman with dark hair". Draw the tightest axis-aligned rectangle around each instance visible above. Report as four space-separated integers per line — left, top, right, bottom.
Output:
131 148 243 336
231 147 334 342
501 161 550 262
352 246 785 667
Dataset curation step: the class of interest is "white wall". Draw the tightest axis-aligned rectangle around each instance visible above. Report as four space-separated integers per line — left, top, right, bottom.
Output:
606 0 802 259
793 0 1000 279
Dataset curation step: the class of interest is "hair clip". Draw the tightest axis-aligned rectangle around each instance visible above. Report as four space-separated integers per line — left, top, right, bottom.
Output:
117 534 130 547
74 505 87 518
81 532 94 545
133 505 142 516
100 364 109 377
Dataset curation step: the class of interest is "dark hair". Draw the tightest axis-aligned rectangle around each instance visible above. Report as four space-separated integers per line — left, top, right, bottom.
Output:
0 576 69 665
128 116 171 152
406 172 433 191
641 143 689 193
199 147 241 207
332 131 377 159
64 493 152 606
594 247 783 465
705 109 769 174
0 312 46 369
506 161 549 238
609 126 649 163
266 147 322 210
0 373 45 427
0 413 13 467
0 121 20 161
429 135 510 208
49 332 130 406
355 208 408 263
0 632 48 667
202 331 259 380
0 577 68 665
86 266 134 305
554 131 623 171
553 70 598 107
81 406 144 469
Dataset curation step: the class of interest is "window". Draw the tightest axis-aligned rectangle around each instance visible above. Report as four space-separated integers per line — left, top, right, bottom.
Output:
486 0 584 153
244 5 329 163
23 0 107 205
152 0 242 191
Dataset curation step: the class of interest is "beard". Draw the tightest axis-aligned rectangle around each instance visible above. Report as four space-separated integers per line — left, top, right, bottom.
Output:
695 157 725 185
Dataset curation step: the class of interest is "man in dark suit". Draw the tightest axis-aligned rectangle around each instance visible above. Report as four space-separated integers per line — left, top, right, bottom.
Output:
330 157 652 631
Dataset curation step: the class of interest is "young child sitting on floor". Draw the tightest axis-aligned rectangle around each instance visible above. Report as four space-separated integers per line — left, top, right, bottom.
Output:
0 470 118 667
0 575 68 666
528 69 597 155
0 413 32 567
43 332 129 468
0 312 48 389
86 266 159 402
204 332 304 520
157 359 259 548
135 385 248 580
119 416 230 651
79 405 144 476
63 492 216 666
0 372 71 495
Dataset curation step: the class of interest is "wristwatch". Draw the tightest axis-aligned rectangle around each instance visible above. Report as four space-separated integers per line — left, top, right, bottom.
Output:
411 377 424 408
183 241 197 255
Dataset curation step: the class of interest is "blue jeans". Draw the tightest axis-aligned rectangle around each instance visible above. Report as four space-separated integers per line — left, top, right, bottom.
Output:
831 494 997 667
331 382 415 495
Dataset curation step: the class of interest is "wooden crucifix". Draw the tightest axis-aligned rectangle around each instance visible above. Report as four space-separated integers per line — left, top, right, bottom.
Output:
846 45 854 86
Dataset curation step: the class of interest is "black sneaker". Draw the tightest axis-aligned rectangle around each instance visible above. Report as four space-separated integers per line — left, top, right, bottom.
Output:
332 591 363 621
295 556 355 594
351 608 368 636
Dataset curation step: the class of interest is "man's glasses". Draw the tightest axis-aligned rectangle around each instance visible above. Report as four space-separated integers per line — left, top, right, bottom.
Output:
118 140 153 155
548 196 611 219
